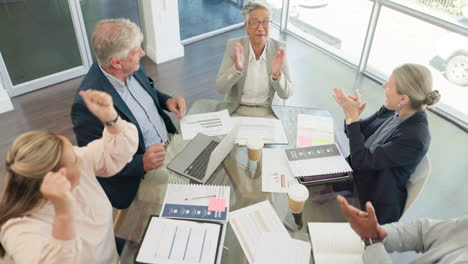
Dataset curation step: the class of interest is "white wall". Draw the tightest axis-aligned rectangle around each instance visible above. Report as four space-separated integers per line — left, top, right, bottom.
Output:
140 0 184 64
0 81 13 114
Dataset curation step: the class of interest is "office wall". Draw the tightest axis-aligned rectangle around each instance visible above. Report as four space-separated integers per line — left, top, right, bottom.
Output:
141 0 184 64
0 81 13 114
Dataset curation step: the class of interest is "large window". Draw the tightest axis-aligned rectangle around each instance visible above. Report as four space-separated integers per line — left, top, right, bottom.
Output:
178 0 244 41
270 0 468 126
367 6 468 122
286 0 373 65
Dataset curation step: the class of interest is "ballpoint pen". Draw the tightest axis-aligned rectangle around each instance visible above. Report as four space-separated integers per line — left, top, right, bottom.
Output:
184 194 216 201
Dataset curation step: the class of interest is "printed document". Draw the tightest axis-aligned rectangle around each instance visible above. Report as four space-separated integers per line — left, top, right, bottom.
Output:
308 222 363 264
229 201 290 263
261 148 298 193
180 109 232 140
296 114 334 147
254 232 311 264
232 117 288 145
136 217 221 264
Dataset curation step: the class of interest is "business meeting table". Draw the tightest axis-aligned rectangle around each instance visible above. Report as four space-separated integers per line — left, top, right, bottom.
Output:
120 99 357 264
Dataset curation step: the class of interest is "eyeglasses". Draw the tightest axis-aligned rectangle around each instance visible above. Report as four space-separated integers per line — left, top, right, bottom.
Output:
247 20 271 29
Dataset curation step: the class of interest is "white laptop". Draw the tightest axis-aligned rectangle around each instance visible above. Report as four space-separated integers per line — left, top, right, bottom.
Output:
167 125 239 184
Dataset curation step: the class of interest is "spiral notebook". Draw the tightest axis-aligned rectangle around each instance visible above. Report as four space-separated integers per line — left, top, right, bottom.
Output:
160 183 230 223
285 144 352 184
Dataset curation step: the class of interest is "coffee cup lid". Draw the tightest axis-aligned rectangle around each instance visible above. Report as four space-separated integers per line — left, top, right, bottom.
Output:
247 136 264 149
288 183 309 201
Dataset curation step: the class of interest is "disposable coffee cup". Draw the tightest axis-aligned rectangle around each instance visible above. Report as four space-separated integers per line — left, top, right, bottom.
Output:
288 183 309 213
247 136 264 161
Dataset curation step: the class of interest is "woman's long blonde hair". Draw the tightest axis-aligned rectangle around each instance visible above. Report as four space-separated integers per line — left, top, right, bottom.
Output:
0 131 64 257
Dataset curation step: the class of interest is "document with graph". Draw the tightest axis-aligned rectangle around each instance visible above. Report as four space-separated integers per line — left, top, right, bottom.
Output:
180 109 232 140
160 183 231 223
136 217 223 264
261 148 298 193
231 116 288 145
229 201 290 263
229 201 310 264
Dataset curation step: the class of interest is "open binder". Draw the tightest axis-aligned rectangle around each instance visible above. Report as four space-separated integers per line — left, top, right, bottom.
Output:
285 144 352 185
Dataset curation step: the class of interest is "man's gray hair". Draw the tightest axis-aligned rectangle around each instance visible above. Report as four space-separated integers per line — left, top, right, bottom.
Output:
92 18 144 67
241 0 272 22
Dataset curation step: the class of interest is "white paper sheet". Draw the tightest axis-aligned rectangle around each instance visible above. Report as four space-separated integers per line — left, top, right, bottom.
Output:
136 217 221 264
296 114 334 148
229 201 290 263
308 222 364 264
180 109 232 140
261 148 298 193
254 232 311 264
231 117 288 145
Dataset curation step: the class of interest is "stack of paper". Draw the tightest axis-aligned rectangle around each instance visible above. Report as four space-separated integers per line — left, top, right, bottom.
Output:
308 222 364 264
232 116 288 145
296 114 334 147
179 110 288 145
230 201 311 264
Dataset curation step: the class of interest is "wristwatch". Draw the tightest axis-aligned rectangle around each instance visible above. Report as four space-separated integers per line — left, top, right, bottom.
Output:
362 237 381 247
103 114 119 127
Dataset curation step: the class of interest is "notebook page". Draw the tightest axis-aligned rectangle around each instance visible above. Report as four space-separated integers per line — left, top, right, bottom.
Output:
308 222 364 254
314 253 363 264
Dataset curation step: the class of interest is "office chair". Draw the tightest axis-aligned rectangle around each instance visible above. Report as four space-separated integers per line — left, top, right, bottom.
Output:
402 155 431 216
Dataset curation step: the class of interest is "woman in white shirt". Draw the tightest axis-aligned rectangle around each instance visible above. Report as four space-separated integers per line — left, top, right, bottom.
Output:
0 90 138 263
215 0 293 105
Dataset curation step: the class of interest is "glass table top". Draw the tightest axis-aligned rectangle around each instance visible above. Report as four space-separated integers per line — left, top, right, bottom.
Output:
120 100 356 264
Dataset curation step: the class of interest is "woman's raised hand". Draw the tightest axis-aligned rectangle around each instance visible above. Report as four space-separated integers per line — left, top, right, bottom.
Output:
80 90 118 123
234 42 244 72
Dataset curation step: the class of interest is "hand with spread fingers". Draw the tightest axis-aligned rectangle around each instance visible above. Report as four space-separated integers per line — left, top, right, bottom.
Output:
234 42 245 72
337 195 387 240
332 88 367 124
166 97 186 120
271 48 285 80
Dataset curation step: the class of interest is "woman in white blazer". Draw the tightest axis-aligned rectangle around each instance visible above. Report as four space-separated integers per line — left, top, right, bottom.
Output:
215 0 293 105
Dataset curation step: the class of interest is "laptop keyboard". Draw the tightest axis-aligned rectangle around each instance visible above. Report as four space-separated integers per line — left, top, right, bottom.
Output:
184 140 219 180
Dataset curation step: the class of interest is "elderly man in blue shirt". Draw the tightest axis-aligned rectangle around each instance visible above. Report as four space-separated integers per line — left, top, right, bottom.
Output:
71 18 186 210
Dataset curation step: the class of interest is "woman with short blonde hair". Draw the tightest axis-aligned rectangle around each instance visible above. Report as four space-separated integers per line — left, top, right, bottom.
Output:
0 90 138 263
333 63 440 224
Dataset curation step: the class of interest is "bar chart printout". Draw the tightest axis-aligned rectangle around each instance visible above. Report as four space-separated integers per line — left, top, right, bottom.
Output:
136 217 221 264
180 109 232 140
